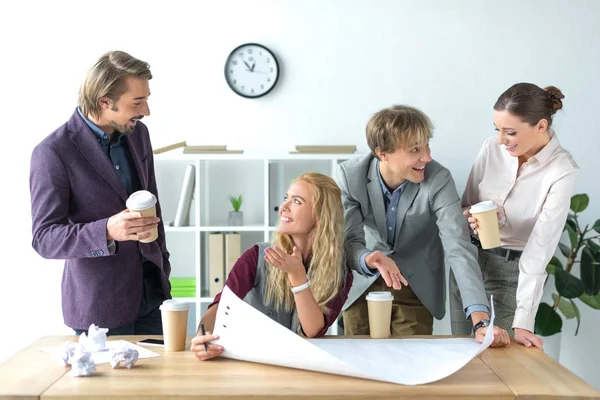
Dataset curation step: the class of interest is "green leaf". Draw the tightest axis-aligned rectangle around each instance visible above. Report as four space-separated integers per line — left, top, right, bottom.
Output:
546 257 563 275
565 222 578 249
588 239 600 255
581 247 600 296
570 194 589 213
579 292 600 310
229 195 243 212
593 219 600 234
565 218 578 234
558 242 571 258
552 293 576 319
534 302 563 336
555 268 584 299
570 299 581 335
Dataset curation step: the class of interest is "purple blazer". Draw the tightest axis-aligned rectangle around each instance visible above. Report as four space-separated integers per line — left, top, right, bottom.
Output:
30 109 171 329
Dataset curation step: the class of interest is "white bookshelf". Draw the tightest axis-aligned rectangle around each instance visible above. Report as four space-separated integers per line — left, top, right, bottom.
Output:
154 152 358 335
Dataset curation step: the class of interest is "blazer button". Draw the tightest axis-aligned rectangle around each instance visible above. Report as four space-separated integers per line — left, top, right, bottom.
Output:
266 310 273 317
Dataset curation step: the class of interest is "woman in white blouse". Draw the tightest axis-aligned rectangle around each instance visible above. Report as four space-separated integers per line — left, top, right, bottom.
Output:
450 83 579 349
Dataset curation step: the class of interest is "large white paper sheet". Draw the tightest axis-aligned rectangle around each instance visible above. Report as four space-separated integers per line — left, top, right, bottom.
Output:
213 286 495 385
41 340 160 365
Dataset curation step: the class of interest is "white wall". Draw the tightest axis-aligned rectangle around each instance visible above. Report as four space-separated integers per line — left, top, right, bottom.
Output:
1 0 599 389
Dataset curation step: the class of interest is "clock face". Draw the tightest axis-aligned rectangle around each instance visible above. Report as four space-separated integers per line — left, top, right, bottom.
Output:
224 43 279 98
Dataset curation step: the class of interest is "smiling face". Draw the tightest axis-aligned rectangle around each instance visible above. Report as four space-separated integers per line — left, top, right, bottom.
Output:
377 141 432 185
278 179 317 237
493 110 548 160
100 76 151 135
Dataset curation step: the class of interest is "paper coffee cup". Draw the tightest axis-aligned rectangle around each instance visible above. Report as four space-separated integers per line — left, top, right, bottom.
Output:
366 291 393 339
470 201 501 249
126 190 158 243
160 299 190 352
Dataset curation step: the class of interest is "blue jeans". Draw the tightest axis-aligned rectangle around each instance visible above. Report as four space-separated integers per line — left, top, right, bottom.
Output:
73 261 166 336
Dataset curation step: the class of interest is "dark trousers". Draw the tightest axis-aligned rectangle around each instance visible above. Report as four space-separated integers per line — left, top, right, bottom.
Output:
73 261 167 336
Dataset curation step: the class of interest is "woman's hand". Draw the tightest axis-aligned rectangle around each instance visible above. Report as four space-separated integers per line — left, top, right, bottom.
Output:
514 327 544 350
264 246 305 279
463 209 480 235
190 331 224 361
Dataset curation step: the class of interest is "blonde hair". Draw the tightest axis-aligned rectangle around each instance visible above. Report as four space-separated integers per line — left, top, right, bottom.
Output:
366 105 434 159
264 172 346 315
78 51 152 119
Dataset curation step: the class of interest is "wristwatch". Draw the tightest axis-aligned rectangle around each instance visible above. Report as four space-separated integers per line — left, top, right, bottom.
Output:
472 318 490 334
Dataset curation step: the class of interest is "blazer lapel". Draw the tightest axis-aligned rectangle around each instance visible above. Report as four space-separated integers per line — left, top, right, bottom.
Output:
366 159 388 243
67 110 128 202
127 133 148 190
393 182 419 249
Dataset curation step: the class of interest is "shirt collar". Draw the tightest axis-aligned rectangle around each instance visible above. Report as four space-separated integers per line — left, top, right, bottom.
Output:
529 129 560 165
376 160 408 196
76 107 124 146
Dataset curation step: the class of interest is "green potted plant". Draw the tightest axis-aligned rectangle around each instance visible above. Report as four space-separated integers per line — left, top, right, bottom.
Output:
534 194 600 358
228 195 243 226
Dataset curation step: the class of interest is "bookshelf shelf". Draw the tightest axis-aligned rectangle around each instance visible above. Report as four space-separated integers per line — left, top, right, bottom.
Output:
155 152 359 335
164 226 196 233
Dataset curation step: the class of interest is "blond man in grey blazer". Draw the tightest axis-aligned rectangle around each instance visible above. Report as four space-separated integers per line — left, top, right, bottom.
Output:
335 105 509 346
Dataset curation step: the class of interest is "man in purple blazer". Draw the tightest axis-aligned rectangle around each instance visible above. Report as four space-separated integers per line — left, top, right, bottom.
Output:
30 51 171 335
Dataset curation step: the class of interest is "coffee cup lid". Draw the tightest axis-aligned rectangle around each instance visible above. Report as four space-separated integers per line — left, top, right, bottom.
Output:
160 299 190 311
126 190 157 210
366 291 393 301
470 200 496 214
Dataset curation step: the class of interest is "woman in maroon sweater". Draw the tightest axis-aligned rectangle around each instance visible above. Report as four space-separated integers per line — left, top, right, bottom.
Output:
191 172 353 361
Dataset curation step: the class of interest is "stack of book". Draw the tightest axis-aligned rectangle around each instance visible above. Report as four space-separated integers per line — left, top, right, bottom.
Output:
183 145 243 154
290 145 356 154
152 142 244 155
153 141 186 155
169 277 196 298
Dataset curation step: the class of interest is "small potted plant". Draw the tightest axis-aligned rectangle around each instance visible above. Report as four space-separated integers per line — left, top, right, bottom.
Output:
228 195 243 226
534 193 600 360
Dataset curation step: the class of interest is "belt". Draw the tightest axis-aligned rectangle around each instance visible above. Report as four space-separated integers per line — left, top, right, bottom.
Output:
470 236 522 261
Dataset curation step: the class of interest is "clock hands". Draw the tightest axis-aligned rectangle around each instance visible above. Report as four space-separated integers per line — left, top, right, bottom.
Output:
242 61 269 74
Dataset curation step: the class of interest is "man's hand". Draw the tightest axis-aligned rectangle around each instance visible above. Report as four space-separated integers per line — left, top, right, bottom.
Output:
365 251 408 290
475 325 510 347
514 327 544 350
106 209 160 242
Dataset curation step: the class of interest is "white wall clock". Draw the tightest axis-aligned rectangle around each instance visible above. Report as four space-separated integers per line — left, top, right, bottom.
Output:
224 43 279 98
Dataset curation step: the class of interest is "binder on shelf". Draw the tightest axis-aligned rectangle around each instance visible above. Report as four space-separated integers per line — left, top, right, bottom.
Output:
173 164 195 227
208 233 225 297
152 141 186 154
225 233 242 278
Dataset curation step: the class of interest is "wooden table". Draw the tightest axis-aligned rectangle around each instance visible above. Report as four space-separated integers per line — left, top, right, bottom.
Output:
1 335 598 399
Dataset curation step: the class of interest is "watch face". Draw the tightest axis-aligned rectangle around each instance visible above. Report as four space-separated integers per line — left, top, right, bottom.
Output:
224 43 279 98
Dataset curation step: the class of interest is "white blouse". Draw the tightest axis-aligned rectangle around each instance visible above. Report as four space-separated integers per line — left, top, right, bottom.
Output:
462 131 579 332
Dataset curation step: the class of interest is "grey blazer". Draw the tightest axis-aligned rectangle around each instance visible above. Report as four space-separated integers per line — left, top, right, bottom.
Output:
335 153 488 319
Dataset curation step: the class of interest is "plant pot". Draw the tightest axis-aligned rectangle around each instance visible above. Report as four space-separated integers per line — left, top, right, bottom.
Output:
228 211 243 226
543 332 562 362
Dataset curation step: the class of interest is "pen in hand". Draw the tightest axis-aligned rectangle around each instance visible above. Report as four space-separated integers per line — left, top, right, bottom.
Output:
200 323 209 352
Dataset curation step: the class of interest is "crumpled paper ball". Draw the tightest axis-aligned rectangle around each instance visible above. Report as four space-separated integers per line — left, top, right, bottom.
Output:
58 341 78 367
78 323 109 352
68 344 97 377
110 345 139 369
